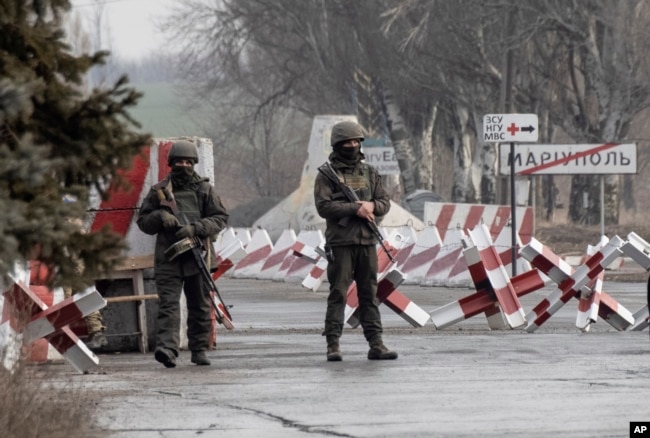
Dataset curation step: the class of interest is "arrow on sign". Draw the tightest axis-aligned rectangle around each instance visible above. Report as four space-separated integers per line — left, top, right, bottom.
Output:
485 114 538 142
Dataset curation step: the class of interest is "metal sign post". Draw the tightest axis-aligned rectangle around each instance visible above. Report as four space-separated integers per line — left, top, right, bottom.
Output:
509 142 517 275
484 113 539 277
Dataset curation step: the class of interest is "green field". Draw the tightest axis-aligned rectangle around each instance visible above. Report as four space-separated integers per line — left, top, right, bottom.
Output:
127 82 205 138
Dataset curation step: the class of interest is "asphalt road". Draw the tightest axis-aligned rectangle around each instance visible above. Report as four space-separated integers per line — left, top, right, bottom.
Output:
40 277 650 438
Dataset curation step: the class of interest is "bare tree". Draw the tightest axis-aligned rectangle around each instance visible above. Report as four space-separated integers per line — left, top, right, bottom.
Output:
165 0 650 221
381 0 507 202
515 0 650 224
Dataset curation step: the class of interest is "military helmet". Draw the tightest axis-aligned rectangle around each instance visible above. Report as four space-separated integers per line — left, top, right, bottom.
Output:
330 121 365 147
168 140 199 166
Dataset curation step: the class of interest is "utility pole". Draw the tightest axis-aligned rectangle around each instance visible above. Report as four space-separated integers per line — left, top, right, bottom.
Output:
498 9 515 205
501 8 517 276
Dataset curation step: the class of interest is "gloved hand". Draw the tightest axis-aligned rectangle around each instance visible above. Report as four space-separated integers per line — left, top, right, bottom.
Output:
175 224 196 240
160 210 180 229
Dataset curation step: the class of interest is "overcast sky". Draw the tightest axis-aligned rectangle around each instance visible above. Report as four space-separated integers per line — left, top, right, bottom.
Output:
70 0 176 60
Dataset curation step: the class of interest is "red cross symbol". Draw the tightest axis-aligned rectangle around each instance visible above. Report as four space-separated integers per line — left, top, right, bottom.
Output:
507 123 520 136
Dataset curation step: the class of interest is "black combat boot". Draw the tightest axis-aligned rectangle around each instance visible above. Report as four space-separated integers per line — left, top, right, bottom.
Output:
326 335 342 361
154 347 177 368
191 350 211 366
367 337 398 360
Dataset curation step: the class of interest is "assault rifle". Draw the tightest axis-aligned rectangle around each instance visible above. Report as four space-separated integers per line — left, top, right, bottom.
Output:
157 186 234 329
317 162 395 264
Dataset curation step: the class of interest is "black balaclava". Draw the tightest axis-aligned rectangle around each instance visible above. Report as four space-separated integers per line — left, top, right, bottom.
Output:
333 142 362 164
170 160 195 186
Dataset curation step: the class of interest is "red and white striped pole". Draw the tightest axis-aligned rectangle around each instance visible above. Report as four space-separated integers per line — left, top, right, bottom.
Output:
521 236 633 332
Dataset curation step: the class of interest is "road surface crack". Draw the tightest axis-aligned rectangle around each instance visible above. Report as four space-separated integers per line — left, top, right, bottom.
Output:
225 404 355 437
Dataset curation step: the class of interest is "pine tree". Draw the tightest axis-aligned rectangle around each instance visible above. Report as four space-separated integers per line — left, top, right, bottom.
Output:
0 1 151 290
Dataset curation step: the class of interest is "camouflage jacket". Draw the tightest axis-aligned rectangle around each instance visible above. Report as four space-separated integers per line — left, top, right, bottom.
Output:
313 155 390 246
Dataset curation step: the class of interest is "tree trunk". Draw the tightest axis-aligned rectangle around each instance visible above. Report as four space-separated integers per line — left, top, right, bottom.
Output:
474 113 497 204
383 88 417 195
542 175 558 221
451 106 476 202
416 106 437 192
622 174 636 211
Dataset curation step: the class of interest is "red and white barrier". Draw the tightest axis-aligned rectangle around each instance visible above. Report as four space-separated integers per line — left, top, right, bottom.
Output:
88 138 216 258
520 238 575 286
428 222 532 329
1 268 105 373
344 237 405 324
521 236 634 332
522 237 597 332
232 229 274 279
377 283 431 327
302 256 328 292
399 227 442 285
621 232 650 271
391 226 419 269
441 232 507 329
23 286 105 343
291 240 322 264
409 203 534 287
630 306 649 332
467 225 526 328
430 226 552 330
211 239 247 281
289 241 329 291
420 228 466 287
594 290 636 331
619 232 650 331
431 264 554 330
280 230 325 283
491 222 531 275
214 228 239 253
2 262 67 364
427 232 638 333
576 271 604 331
231 227 252 248
343 233 431 328
257 229 297 280
346 269 405 327
206 222 535 288
423 202 533 245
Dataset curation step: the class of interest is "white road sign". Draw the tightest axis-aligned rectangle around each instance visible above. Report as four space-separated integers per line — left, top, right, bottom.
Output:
499 143 637 175
484 113 539 143
363 146 400 175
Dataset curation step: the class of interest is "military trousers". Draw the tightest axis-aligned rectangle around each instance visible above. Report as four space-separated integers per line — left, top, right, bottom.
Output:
63 255 105 335
323 244 383 342
154 271 212 355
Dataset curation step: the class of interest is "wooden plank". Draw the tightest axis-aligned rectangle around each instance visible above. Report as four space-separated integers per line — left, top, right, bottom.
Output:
114 255 154 271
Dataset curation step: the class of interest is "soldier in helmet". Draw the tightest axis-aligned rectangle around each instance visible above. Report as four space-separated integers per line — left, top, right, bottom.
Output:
137 140 228 368
313 121 398 361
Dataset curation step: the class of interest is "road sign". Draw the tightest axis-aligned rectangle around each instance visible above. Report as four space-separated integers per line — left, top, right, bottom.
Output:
483 114 538 143
498 143 637 175
363 146 400 175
